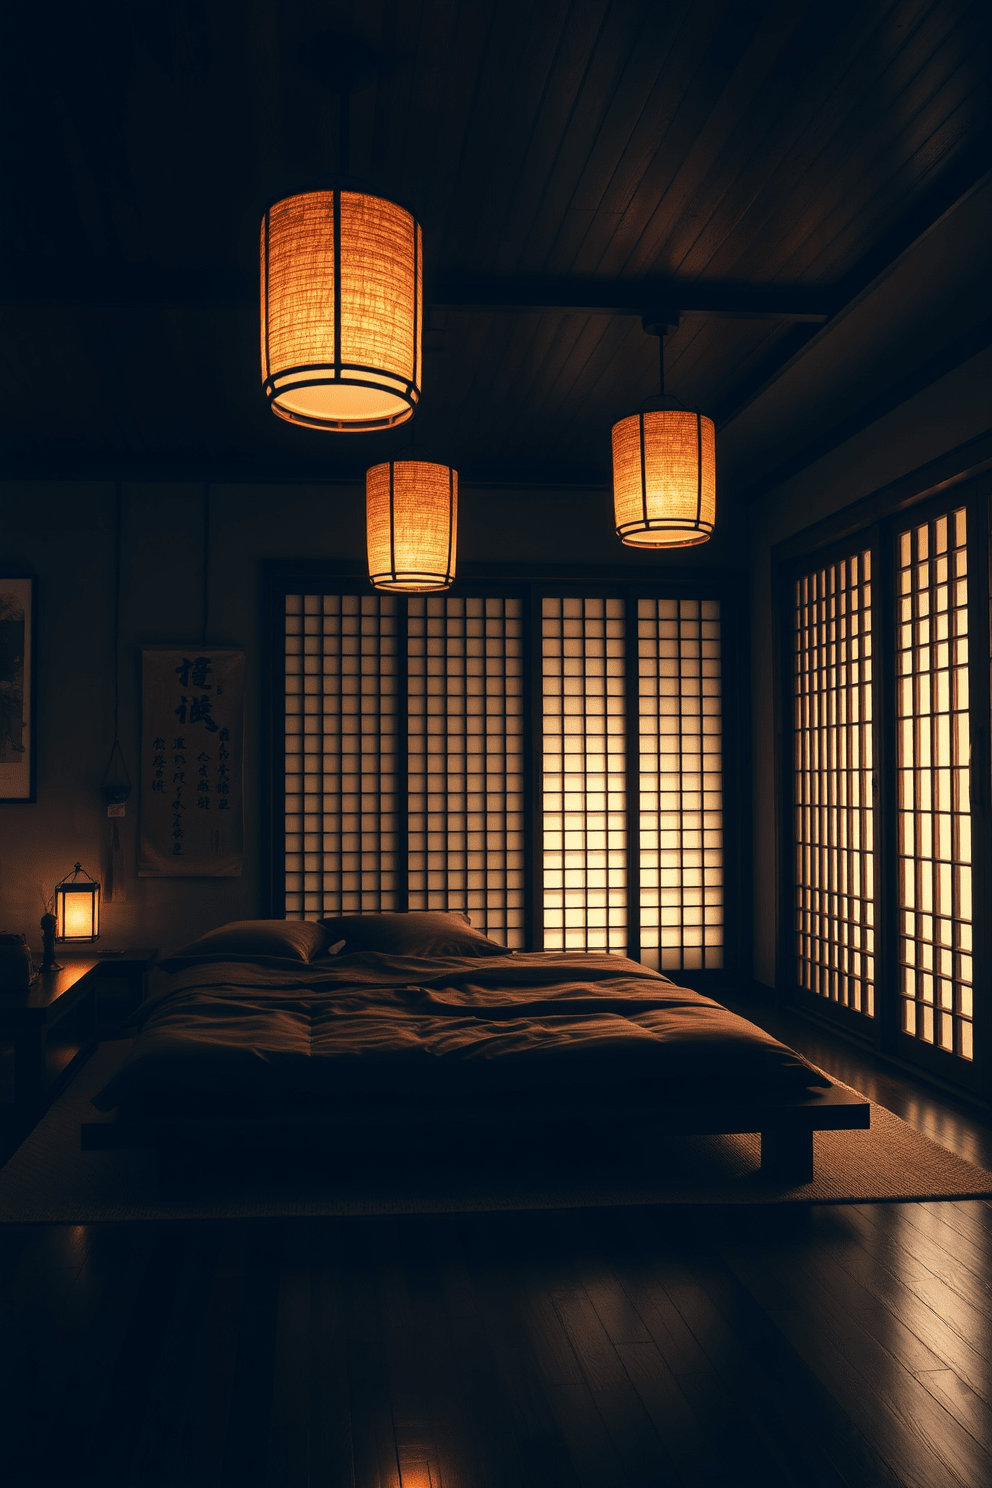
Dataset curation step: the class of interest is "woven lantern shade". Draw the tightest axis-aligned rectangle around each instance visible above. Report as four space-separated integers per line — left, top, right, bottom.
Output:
612 407 716 547
261 188 423 432
367 461 457 592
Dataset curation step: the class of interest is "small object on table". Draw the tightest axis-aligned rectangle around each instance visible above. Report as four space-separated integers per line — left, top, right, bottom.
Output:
0 933 34 994
39 912 62 973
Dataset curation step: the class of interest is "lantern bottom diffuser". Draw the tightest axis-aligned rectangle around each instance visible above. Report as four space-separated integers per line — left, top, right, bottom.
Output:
268 375 417 431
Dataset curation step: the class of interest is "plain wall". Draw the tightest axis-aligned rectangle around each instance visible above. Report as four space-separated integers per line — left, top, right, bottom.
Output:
746 345 992 988
0 477 747 954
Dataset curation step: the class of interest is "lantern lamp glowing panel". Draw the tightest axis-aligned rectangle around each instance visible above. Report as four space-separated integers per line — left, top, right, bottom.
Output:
612 410 716 547
55 866 100 941
261 190 423 432
367 461 457 592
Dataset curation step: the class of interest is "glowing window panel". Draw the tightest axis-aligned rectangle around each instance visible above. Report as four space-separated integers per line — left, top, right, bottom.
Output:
284 593 399 917
793 553 875 1015
896 509 973 1060
542 597 627 952
407 596 525 946
638 598 723 972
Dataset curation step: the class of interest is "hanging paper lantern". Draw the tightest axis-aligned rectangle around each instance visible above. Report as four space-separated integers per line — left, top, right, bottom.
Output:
612 408 716 547
261 188 423 432
367 461 457 592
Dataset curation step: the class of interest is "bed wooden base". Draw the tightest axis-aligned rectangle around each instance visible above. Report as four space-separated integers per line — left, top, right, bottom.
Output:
82 1083 869 1197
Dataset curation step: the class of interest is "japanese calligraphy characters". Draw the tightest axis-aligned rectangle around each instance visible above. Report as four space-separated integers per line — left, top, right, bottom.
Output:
139 649 244 876
0 577 35 802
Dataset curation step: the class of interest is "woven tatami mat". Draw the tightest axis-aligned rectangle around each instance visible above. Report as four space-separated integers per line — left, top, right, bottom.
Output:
2 1041 991 1223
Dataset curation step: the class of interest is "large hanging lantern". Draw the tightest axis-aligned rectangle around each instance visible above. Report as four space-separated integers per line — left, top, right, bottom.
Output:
54 862 101 942
612 316 716 548
612 406 716 547
367 460 457 592
261 187 423 432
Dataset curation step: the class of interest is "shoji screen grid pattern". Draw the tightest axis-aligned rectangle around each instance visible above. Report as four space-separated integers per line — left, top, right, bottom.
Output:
793 553 875 1016
284 594 399 917
896 509 973 1060
407 597 525 947
638 599 723 971
542 598 627 952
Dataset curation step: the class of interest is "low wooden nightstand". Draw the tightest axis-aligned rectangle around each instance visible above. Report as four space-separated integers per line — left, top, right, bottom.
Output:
0 959 100 1146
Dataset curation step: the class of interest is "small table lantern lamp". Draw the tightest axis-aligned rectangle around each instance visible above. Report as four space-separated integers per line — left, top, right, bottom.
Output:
54 863 101 943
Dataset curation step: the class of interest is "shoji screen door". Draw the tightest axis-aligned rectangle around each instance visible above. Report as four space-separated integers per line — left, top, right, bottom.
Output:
784 487 990 1092
274 575 741 978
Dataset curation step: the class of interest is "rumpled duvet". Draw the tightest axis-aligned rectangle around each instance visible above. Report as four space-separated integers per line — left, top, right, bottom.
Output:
92 951 830 1115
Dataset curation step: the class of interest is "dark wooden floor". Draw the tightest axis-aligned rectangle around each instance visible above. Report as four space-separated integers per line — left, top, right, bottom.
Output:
2 1000 991 1488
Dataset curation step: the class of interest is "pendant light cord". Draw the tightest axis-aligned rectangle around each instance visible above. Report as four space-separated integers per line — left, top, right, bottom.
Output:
103 480 132 799
339 90 350 175
201 482 211 649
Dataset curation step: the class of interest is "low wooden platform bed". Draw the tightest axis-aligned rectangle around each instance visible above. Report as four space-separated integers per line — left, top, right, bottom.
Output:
81 914 869 1195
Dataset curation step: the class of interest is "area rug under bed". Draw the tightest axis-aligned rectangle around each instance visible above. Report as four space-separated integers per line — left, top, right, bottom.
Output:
2 1041 991 1222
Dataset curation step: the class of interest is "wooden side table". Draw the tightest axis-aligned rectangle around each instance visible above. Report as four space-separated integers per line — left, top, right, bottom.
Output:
0 959 100 1141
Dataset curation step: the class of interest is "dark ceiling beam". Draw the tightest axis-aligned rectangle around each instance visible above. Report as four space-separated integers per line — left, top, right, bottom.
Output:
0 275 832 320
734 317 992 504
429 276 832 321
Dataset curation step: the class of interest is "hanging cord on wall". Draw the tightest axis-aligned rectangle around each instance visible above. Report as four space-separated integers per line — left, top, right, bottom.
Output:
112 480 122 746
201 482 211 649
101 481 133 902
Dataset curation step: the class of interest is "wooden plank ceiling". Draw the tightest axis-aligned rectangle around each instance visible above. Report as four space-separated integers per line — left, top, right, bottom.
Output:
0 0 988 488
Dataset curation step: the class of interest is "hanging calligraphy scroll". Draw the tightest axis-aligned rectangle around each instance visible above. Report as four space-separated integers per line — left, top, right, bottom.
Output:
139 647 244 876
0 576 37 802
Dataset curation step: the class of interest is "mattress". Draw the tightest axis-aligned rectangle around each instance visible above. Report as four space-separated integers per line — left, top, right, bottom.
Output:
92 951 831 1119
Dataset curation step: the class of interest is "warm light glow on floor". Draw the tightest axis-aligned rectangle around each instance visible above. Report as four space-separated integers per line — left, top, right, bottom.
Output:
398 1464 434 1488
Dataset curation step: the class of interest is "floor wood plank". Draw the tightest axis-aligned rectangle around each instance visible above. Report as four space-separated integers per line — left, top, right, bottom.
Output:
3 1004 992 1486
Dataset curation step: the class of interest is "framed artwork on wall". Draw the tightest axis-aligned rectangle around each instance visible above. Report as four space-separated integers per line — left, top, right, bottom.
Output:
0 576 37 803
139 647 245 876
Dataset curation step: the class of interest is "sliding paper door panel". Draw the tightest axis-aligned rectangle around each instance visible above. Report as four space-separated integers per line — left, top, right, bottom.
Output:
793 552 875 1016
284 593 399 917
407 596 525 946
542 597 627 952
638 599 724 971
278 576 736 972
895 508 973 1059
